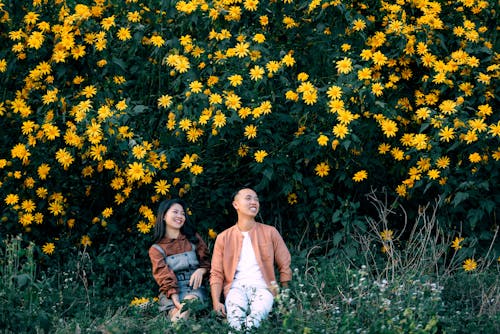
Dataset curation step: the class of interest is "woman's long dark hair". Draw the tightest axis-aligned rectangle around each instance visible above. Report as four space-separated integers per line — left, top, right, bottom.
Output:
153 199 199 244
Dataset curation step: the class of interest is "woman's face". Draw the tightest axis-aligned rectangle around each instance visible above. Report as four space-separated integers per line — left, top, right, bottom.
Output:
163 203 186 230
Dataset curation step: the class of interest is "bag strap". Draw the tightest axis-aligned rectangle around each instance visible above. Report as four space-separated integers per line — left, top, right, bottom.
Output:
152 244 167 260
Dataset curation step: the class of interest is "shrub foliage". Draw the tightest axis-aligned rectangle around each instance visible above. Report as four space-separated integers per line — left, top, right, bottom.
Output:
0 0 498 276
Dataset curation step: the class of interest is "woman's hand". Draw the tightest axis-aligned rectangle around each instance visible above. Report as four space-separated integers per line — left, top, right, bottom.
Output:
170 293 182 310
189 268 207 289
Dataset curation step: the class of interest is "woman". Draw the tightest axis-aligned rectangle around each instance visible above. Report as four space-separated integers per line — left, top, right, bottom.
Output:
149 198 210 321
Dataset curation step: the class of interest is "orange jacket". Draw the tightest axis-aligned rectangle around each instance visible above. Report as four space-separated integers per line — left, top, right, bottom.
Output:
210 223 292 297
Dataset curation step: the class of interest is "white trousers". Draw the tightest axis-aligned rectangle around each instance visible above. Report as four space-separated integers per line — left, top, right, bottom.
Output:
225 282 274 330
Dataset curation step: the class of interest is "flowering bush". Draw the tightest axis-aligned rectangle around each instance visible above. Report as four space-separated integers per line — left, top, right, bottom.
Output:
0 0 498 268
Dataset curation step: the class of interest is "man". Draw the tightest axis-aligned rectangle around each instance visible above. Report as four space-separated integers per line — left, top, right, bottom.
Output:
210 187 292 331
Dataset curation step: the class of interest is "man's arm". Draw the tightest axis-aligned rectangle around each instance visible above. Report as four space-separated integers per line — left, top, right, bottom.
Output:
273 229 292 283
210 282 226 316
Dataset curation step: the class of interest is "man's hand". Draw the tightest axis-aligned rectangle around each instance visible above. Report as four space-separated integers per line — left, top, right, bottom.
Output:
213 301 226 317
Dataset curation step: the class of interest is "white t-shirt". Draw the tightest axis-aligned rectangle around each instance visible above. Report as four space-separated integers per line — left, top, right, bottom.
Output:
233 231 267 288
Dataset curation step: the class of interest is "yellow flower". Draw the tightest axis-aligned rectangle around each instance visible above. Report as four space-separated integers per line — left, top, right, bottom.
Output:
137 221 151 234
439 100 457 115
297 72 309 82
213 111 227 128
116 27 131 41
468 152 481 163
436 156 450 169
130 297 150 307
81 235 92 247
427 169 440 180
378 143 391 154
127 162 145 181
48 201 64 216
412 134 428 150
439 126 455 142
326 85 342 99
11 143 31 163
335 57 353 74
190 164 203 175
225 93 241 110
462 258 477 272
371 83 384 96
244 125 258 139
266 61 281 74
352 19 366 31
285 90 299 101
189 80 203 93
27 31 45 49
55 148 74 169
253 33 265 43
396 184 406 197
81 85 97 98
42 242 55 255
5 194 20 205
283 16 298 29
341 43 351 52
372 51 387 66
208 228 218 239
451 237 464 251
250 65 265 81
228 74 243 87
489 122 500 137
357 67 372 80
314 162 330 177
287 193 298 205
21 199 36 212
282 53 295 67
332 123 349 139
102 208 113 218
317 134 329 146
302 89 317 105
0 59 7 72
352 170 368 182
238 107 251 119
116 99 127 111
380 229 394 241
155 180 171 195
238 145 249 157
149 35 165 47
380 119 398 137
254 150 268 163
259 15 268 26
234 41 250 57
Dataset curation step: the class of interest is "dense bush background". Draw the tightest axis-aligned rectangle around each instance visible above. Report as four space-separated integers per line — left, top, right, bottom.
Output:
0 0 499 331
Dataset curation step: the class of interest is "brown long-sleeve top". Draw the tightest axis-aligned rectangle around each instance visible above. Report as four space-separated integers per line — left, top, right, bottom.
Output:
210 223 292 298
149 233 210 298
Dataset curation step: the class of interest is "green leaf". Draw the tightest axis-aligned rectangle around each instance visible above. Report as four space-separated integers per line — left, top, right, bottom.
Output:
453 192 469 207
14 273 31 289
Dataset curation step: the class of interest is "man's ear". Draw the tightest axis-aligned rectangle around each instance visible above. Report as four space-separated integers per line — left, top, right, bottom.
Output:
232 200 238 210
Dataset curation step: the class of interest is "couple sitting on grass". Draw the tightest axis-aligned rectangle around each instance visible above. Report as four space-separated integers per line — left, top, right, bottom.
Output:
148 187 292 331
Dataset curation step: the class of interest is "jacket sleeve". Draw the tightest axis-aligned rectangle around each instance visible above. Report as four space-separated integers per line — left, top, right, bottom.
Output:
210 233 225 288
149 245 178 298
195 233 211 275
272 228 292 283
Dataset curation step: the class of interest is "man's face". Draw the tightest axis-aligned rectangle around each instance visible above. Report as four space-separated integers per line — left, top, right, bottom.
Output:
233 188 260 217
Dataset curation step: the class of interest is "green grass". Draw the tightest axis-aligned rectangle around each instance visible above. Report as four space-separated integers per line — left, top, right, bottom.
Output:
1 234 498 334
